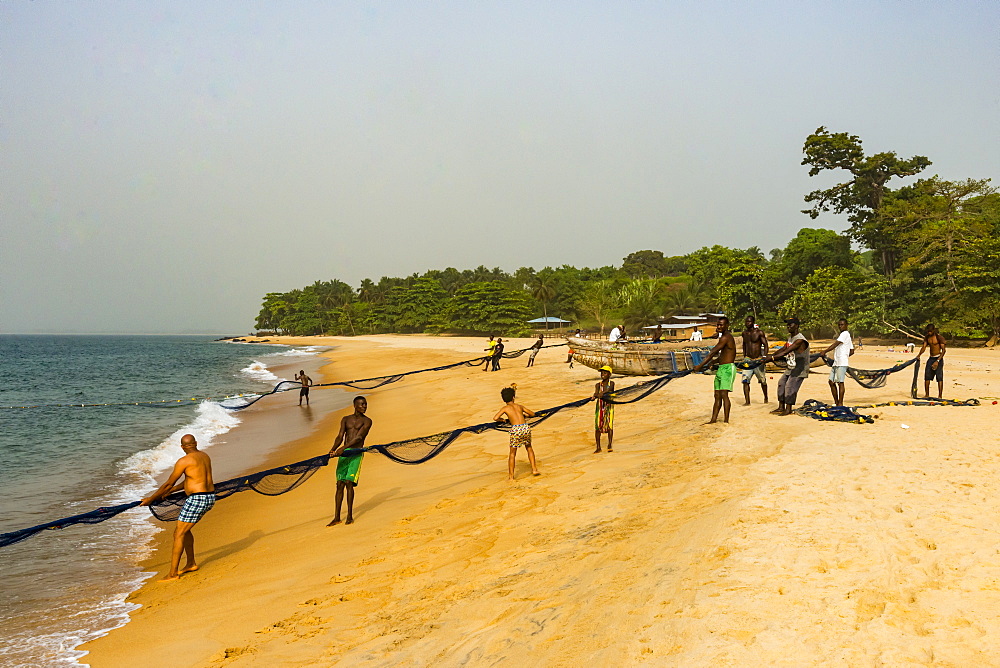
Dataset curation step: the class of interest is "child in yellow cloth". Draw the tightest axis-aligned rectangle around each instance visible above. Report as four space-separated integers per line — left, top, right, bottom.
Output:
593 366 615 453
494 386 540 480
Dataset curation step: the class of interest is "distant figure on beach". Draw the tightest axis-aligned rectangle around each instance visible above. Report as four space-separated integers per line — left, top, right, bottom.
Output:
567 347 575 368
917 324 947 399
593 365 615 452
740 315 769 405
492 337 505 371
527 335 544 367
484 335 496 372
763 317 810 416
652 324 663 343
906 341 915 353
690 328 703 342
140 434 216 582
819 318 854 406
327 396 372 526
609 324 622 343
692 316 737 424
494 386 540 480
295 370 312 406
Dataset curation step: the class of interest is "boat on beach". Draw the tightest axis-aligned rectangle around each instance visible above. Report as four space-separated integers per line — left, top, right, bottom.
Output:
566 336 710 376
566 336 825 376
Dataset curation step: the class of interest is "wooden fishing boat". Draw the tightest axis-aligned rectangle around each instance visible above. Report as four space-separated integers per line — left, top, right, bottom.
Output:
566 337 824 376
565 337 710 376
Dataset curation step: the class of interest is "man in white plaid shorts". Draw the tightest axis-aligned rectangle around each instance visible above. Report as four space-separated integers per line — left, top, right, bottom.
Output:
142 434 216 582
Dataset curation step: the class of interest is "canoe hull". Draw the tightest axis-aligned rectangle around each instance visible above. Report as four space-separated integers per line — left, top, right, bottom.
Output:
566 337 707 376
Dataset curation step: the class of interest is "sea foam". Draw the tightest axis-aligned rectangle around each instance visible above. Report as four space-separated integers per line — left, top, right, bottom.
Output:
117 401 242 490
239 360 284 383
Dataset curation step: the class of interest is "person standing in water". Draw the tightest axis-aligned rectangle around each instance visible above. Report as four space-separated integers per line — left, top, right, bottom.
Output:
739 315 769 405
140 434 216 582
593 365 615 452
327 396 373 526
692 316 738 424
295 370 312 406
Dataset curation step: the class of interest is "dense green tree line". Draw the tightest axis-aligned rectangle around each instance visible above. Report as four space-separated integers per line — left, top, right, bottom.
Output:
256 129 998 343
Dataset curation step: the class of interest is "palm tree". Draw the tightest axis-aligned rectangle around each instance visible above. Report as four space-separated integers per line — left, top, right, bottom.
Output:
530 274 557 329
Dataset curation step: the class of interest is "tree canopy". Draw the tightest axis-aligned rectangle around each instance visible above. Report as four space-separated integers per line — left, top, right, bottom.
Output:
254 130 995 342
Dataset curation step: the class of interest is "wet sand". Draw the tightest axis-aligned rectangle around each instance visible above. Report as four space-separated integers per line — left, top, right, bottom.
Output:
81 337 1000 666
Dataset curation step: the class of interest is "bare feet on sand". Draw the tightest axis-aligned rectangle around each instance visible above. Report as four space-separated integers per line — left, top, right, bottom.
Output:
345 517 354 525
327 519 342 526
179 564 199 575
157 575 181 583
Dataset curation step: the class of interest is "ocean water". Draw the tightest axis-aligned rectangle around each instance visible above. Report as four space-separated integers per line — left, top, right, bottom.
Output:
0 335 323 667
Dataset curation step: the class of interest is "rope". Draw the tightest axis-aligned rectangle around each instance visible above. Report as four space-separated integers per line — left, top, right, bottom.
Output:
796 396 980 424
0 343 567 411
0 365 689 549
224 342 567 410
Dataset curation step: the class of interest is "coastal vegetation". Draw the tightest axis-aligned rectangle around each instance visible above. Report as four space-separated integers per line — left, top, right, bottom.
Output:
256 129 999 343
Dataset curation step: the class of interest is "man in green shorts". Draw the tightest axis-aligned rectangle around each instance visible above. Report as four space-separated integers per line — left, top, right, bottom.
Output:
327 396 372 526
693 316 737 424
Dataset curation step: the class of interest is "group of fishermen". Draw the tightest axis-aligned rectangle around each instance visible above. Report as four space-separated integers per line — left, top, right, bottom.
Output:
692 316 947 424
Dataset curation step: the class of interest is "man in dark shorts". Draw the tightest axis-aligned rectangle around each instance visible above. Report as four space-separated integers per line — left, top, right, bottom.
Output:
492 337 504 371
692 316 738 424
917 324 947 399
141 434 216 582
526 334 544 367
327 396 372 526
763 317 811 416
295 370 312 406
739 315 769 405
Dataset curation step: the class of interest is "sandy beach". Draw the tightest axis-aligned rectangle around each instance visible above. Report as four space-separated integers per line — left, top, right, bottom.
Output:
80 335 1000 667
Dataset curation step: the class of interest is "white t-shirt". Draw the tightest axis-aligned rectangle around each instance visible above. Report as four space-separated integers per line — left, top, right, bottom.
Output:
691 330 702 341
833 330 854 366
609 327 621 342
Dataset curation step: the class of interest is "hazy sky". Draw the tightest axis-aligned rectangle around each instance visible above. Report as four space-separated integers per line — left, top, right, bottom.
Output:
2 1 997 334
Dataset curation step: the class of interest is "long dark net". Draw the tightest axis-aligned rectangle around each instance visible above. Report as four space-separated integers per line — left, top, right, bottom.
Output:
797 395 980 425
223 343 566 410
147 454 331 521
818 355 920 390
0 362 686 548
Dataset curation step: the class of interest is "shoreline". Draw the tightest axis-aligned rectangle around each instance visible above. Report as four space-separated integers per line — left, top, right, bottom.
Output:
82 336 1000 666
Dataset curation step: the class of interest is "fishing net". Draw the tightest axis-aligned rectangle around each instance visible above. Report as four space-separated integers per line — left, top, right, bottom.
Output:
796 396 980 425
0 502 142 549
147 454 331 521
818 355 920 390
0 362 685 548
223 343 567 410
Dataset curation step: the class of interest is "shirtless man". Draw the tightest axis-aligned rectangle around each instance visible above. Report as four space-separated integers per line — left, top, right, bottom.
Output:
652 324 663 343
739 315 769 405
494 386 540 480
526 334 544 367
141 434 216 582
917 324 947 399
295 370 312 406
692 316 737 424
327 396 373 526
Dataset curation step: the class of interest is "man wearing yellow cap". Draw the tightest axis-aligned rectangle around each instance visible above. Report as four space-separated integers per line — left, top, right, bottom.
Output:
593 365 615 452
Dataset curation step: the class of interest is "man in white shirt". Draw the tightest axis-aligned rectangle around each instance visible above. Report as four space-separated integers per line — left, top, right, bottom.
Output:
609 325 622 343
690 329 703 341
819 318 855 406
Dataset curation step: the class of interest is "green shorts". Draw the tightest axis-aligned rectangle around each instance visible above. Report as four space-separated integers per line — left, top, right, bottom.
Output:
714 363 736 392
336 452 364 485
